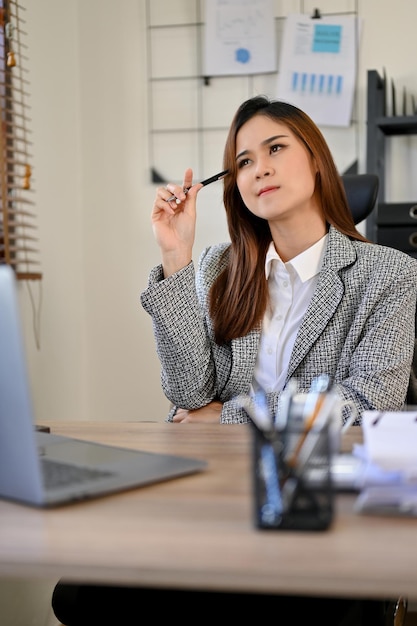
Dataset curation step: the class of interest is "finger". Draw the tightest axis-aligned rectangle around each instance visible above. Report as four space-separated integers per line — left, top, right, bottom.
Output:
166 169 193 205
162 184 185 206
182 167 194 193
153 189 176 215
184 181 203 201
167 168 195 206
163 169 198 206
173 408 190 423
172 413 187 423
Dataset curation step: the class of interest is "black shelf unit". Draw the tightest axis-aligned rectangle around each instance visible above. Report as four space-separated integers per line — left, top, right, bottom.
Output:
366 69 417 256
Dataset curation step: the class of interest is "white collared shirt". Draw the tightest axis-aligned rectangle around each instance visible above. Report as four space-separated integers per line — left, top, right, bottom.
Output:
252 234 328 394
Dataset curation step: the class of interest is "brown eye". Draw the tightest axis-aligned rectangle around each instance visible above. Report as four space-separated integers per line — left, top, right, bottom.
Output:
270 144 282 153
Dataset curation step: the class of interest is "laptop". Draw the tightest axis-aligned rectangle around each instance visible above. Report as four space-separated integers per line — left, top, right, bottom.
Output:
0 264 207 508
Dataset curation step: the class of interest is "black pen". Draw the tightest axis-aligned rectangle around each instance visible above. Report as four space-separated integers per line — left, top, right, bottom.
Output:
165 169 229 203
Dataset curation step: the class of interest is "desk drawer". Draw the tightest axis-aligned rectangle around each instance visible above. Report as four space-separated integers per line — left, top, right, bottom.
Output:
377 226 417 252
378 203 417 225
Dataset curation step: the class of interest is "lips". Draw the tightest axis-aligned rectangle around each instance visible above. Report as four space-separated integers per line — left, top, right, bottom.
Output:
258 186 278 196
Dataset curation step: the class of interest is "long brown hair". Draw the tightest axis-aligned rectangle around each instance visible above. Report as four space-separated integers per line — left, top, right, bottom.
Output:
210 96 368 345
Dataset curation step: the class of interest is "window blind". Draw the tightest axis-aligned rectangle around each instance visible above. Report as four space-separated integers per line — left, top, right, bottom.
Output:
0 0 42 280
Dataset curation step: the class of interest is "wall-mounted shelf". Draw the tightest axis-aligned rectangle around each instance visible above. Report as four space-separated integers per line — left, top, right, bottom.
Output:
372 116 417 136
366 69 417 256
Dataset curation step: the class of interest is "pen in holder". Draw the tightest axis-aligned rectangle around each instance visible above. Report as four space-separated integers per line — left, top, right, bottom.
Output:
252 420 334 531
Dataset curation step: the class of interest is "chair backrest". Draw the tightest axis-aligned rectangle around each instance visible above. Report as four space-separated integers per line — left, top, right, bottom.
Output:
406 338 417 406
341 174 379 225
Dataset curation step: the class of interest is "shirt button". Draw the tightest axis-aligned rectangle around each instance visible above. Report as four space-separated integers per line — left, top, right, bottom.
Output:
267 347 273 355
283 280 289 288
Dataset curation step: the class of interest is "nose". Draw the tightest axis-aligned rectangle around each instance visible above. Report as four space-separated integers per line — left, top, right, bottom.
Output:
255 157 274 179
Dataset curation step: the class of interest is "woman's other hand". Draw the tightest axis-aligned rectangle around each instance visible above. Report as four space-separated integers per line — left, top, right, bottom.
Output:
172 401 223 423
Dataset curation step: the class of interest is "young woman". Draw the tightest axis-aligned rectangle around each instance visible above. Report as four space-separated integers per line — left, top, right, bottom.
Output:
52 96 417 626
141 95 417 425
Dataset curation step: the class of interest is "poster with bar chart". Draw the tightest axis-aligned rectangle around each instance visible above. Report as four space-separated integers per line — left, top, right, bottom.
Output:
277 14 360 127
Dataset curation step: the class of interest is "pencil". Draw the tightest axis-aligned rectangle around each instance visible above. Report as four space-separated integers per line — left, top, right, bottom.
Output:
286 374 331 469
165 169 229 203
287 394 326 469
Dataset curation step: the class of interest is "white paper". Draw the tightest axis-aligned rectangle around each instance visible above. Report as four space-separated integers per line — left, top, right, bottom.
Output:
276 14 360 127
354 484 417 516
354 411 417 515
203 0 277 77
361 410 417 472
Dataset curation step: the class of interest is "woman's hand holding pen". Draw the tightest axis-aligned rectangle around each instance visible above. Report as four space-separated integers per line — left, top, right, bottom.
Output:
152 167 203 278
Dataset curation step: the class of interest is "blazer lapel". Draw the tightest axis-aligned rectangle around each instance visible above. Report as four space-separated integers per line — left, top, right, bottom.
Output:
287 267 344 376
287 227 356 377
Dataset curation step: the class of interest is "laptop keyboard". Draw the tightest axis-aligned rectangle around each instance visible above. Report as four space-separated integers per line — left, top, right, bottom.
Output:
41 458 114 489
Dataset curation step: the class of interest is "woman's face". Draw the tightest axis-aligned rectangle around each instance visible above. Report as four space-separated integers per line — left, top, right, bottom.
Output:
235 114 319 224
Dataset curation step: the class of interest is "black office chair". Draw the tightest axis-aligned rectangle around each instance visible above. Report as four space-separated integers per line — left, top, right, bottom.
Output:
345 172 417 413
407 339 417 406
341 173 379 225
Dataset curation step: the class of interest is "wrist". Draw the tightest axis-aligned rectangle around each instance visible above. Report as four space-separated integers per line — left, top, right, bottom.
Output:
162 251 192 277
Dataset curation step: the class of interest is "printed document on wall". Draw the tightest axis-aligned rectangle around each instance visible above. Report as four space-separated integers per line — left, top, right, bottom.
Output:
276 14 360 127
203 0 276 76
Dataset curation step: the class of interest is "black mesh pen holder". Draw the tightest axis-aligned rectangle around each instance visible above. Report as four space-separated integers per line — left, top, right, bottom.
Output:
252 422 334 531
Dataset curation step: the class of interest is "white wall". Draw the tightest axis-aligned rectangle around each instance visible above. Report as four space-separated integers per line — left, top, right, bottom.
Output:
23 0 167 422
19 0 417 424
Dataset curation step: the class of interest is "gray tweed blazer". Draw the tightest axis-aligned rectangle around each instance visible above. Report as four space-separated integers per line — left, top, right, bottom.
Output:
141 226 417 424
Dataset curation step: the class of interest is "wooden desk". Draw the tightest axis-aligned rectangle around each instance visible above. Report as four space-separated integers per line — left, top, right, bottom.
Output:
0 422 415 601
